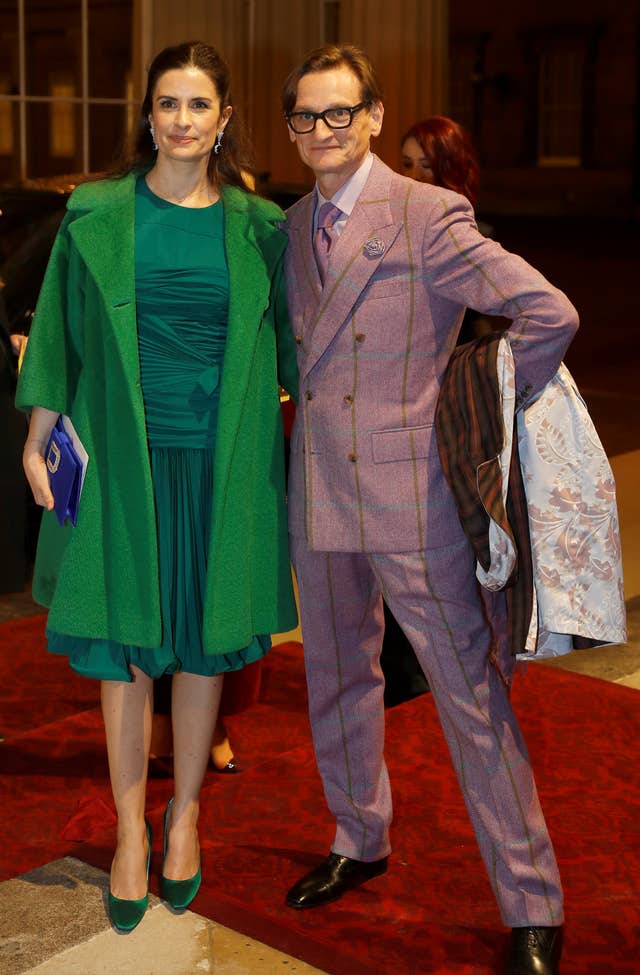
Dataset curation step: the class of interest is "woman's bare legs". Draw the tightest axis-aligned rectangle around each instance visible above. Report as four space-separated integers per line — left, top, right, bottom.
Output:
163 672 223 880
101 666 153 899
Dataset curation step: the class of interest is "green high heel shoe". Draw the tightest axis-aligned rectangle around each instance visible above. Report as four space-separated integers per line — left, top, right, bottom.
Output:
160 798 201 910
108 819 152 932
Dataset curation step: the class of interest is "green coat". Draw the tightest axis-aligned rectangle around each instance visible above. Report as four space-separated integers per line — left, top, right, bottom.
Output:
16 173 299 655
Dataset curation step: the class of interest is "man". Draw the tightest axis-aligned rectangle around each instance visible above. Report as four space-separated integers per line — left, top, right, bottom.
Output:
281 44 576 975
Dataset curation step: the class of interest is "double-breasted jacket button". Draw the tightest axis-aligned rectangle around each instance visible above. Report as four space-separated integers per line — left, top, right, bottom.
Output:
343 393 353 404
295 335 302 344
347 452 357 462
355 332 366 342
306 390 313 400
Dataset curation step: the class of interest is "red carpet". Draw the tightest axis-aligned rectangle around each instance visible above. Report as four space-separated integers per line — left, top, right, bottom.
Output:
1 614 639 974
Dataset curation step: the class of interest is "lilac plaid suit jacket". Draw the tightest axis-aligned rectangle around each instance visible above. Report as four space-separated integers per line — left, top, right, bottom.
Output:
283 156 578 553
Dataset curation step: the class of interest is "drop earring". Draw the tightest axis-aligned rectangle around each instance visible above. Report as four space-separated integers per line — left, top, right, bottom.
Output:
149 121 157 151
214 130 224 155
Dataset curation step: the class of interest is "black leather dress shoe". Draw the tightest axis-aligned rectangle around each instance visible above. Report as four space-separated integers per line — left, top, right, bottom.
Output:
505 925 563 975
285 852 388 909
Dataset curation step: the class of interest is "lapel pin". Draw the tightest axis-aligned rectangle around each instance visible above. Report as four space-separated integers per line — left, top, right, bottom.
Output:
363 237 385 259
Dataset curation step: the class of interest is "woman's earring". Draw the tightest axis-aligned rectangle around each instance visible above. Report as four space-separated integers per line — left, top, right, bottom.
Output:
149 122 157 151
214 130 224 155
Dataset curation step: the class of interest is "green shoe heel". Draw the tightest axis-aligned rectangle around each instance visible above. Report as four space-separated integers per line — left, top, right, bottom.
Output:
160 798 201 910
108 819 152 932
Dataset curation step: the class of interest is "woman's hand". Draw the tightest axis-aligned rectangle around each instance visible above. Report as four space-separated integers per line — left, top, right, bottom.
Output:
10 334 28 357
23 442 54 510
23 406 59 510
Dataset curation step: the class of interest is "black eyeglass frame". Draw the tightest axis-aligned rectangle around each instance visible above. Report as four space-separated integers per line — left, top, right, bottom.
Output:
285 101 371 134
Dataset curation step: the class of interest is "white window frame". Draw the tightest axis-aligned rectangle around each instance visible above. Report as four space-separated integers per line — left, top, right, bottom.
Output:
0 0 150 179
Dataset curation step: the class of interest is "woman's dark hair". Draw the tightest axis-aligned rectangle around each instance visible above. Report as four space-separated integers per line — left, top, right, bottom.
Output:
402 116 479 206
281 43 383 116
115 41 253 191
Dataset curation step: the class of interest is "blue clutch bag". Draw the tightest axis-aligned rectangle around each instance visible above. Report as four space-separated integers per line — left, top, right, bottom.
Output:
45 417 86 526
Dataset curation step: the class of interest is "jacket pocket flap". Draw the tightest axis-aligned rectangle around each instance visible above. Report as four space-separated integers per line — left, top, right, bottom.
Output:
371 425 433 463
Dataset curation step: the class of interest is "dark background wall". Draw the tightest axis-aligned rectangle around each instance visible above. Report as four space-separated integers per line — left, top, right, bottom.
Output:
450 0 640 215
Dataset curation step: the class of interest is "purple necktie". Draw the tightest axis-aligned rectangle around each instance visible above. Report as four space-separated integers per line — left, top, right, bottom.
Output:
314 201 342 284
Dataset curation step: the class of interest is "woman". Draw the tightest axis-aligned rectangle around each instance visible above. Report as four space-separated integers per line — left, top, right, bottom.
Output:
400 114 479 204
401 115 495 344
17 41 298 932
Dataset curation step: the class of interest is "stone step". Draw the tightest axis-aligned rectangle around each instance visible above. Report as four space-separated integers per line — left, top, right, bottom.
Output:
0 857 326 975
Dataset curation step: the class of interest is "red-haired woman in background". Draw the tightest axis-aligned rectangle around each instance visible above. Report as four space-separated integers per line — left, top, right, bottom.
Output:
400 115 479 204
400 115 496 343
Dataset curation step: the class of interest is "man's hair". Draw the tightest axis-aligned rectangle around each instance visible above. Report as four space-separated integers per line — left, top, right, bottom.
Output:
281 44 384 115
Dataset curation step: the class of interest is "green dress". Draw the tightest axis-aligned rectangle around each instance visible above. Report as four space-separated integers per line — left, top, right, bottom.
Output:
47 177 269 679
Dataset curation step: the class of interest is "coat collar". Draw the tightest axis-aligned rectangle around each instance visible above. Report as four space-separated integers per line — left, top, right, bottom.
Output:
217 185 287 467
66 173 286 302
67 173 137 309
221 183 287 277
287 155 405 378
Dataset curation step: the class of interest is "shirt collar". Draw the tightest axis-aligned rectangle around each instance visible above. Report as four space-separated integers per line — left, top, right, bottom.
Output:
315 152 374 216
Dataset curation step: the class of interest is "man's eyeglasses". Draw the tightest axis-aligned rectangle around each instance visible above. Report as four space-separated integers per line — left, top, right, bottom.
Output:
285 102 370 134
